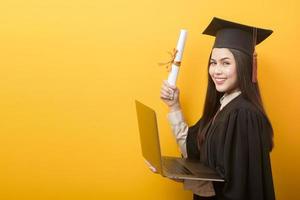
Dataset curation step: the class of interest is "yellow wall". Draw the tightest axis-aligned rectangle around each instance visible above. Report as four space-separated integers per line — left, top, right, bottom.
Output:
0 0 299 199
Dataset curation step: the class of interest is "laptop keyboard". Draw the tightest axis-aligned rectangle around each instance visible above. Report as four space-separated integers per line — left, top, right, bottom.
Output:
162 157 193 175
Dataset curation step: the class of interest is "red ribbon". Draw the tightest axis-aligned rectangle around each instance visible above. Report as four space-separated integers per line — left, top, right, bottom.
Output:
252 51 258 83
252 28 258 83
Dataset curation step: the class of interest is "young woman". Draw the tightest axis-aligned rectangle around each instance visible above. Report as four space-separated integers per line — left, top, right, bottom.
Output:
160 17 275 200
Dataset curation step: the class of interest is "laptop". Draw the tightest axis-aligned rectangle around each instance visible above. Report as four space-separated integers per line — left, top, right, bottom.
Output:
135 100 224 182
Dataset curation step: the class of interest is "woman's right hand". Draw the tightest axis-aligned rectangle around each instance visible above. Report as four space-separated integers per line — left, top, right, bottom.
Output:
160 80 181 111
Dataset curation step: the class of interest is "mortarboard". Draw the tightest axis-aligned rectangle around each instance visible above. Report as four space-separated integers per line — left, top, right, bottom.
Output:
202 17 273 82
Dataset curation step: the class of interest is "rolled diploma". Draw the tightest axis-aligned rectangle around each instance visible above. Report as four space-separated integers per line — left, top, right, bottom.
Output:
167 29 187 86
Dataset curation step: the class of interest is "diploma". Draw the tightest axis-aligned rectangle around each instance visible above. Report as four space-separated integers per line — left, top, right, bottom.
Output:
167 29 187 86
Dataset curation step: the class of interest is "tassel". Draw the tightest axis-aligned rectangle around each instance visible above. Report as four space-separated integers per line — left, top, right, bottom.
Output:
252 51 257 83
252 28 258 83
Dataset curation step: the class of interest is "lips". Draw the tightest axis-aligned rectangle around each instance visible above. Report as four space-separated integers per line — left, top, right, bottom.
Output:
214 77 227 84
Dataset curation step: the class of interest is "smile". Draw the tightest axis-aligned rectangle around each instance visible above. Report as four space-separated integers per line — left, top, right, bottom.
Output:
214 78 227 84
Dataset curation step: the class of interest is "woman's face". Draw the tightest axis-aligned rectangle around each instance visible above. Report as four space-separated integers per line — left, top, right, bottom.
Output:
209 48 239 94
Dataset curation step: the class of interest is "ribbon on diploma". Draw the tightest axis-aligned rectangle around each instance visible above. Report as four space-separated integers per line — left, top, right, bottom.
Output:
158 48 181 72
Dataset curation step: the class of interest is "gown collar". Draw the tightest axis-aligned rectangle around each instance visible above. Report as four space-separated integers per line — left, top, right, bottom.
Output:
219 90 242 111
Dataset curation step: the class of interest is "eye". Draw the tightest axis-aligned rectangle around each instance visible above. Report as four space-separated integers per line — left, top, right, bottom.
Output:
223 61 230 66
210 61 216 66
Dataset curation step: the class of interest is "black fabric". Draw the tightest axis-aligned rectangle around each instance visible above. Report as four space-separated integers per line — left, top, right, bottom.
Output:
186 95 275 200
202 17 273 56
186 118 202 159
193 194 217 200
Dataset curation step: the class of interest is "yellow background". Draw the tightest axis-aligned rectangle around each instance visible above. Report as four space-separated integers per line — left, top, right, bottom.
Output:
0 0 299 199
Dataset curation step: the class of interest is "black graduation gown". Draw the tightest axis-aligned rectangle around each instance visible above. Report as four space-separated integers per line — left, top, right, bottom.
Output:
186 94 275 200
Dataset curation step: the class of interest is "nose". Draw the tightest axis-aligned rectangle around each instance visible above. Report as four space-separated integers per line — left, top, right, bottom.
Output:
214 63 223 74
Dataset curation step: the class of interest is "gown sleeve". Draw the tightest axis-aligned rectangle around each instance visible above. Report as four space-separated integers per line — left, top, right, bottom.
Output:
186 117 203 159
222 108 275 200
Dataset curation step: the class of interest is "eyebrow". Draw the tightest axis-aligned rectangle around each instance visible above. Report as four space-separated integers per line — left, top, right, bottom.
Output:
210 57 231 61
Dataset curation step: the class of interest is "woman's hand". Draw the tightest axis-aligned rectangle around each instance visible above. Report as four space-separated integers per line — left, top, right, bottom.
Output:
144 160 183 183
160 80 181 112
144 159 158 173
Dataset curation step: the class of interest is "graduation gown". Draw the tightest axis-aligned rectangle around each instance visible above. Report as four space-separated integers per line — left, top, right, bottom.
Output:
186 94 275 200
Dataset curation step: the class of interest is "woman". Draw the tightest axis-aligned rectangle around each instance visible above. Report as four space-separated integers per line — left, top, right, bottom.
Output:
160 17 275 200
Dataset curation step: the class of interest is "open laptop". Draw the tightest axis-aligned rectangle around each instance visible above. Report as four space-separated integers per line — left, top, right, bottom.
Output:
135 100 224 182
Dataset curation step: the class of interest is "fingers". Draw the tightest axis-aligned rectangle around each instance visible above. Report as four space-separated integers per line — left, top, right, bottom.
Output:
162 81 174 94
161 88 171 97
162 80 177 96
163 80 177 90
144 159 158 173
149 165 157 173
160 88 173 100
161 81 174 100
160 80 180 102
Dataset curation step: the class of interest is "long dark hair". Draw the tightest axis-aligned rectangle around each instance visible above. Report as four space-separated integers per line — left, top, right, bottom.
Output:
197 48 274 152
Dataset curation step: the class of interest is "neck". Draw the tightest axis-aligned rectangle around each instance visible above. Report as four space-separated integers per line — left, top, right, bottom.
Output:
225 87 241 96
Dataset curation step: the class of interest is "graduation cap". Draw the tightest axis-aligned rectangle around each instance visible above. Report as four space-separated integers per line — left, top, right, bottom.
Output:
202 17 273 82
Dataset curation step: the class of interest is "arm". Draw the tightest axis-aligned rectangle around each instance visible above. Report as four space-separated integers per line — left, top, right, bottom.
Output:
167 108 188 158
167 108 216 197
160 80 215 197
